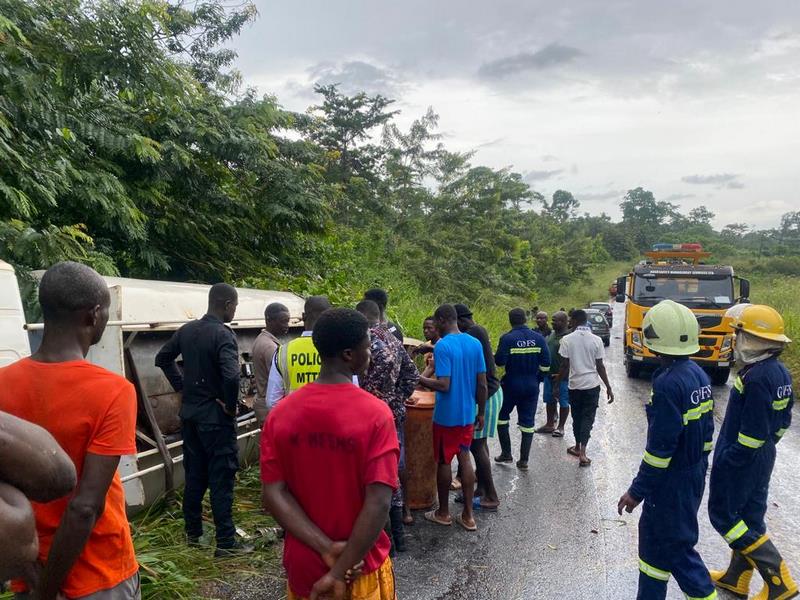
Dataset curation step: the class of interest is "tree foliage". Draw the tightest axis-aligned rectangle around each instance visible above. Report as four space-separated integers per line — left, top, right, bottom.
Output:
2 0 798 311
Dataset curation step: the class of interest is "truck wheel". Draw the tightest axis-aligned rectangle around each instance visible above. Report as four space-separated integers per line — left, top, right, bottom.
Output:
625 359 641 379
711 368 731 386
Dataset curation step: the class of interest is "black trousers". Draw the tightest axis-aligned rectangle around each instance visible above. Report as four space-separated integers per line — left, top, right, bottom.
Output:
182 420 239 547
569 386 600 445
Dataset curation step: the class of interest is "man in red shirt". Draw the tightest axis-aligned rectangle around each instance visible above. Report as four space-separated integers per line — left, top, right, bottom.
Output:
261 308 399 600
0 261 139 600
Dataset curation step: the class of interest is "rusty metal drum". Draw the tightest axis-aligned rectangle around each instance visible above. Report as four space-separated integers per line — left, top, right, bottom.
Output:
404 390 437 510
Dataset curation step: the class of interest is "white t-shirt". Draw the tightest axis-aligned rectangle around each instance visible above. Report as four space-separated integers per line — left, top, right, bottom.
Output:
559 326 604 390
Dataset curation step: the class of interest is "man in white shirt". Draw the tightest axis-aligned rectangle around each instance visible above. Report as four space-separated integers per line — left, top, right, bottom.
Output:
555 309 614 466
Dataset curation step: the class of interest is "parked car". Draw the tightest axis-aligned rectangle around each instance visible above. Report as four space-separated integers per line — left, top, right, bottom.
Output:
585 308 611 346
589 301 613 327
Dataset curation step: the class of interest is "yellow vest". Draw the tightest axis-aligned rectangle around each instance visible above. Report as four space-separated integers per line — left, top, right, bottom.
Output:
277 335 321 393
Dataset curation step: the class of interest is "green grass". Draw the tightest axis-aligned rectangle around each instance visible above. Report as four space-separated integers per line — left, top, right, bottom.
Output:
748 274 800 381
390 262 628 344
131 466 281 599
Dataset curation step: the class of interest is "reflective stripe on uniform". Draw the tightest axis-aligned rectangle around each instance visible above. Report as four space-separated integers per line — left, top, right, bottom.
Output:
724 520 749 544
639 559 670 581
686 591 718 600
733 376 744 393
704 441 713 452
773 398 790 411
776 428 787 438
519 425 536 433
509 347 542 354
737 433 765 449
683 400 713 425
643 451 672 469
539 365 550 372
497 419 510 426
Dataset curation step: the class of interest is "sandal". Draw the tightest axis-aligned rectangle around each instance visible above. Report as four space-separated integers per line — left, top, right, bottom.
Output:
552 429 564 438
423 511 452 526
579 457 592 467
567 446 581 457
535 425 555 434
455 514 477 532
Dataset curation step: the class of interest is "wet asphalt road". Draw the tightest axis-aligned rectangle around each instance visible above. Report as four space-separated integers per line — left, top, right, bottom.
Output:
393 301 800 599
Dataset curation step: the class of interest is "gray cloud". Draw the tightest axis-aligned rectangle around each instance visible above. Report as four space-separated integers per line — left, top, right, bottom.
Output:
475 137 505 149
663 193 696 202
576 189 627 202
682 173 738 185
308 60 405 98
478 43 584 79
541 154 559 162
682 173 744 190
524 169 564 182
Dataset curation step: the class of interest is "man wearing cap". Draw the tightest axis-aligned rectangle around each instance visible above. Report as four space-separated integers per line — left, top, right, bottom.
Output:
494 308 551 470
617 300 717 600
707 304 796 600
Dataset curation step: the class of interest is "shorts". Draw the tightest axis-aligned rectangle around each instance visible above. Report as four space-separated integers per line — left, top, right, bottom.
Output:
433 423 474 464
287 556 396 600
473 388 502 439
16 573 141 600
543 377 570 408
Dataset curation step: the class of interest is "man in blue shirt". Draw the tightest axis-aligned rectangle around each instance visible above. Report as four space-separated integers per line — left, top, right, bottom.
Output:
419 304 487 532
494 308 550 470
708 304 797 600
617 300 716 600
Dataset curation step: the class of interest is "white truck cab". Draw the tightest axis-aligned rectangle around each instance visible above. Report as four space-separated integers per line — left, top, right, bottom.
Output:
0 260 31 367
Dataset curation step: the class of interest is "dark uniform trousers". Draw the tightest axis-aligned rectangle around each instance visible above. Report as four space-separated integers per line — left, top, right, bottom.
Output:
638 462 713 599
182 419 239 547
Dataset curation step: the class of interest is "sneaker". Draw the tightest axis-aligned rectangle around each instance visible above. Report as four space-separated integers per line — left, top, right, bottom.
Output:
187 535 202 548
214 541 254 558
494 454 514 464
516 460 529 470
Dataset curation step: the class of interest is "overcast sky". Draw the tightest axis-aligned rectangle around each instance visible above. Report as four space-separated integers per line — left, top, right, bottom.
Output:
231 0 800 229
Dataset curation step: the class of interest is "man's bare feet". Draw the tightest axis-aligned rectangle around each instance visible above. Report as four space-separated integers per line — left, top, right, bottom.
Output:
579 453 592 467
567 445 581 457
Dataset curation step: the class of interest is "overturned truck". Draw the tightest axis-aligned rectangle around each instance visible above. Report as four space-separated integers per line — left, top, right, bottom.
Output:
0 261 304 516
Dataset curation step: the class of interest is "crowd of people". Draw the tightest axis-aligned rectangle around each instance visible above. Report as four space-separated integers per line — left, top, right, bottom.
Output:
0 260 795 600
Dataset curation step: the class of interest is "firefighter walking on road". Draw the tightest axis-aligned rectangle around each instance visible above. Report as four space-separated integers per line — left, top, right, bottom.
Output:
617 300 717 600
494 308 550 470
708 304 797 600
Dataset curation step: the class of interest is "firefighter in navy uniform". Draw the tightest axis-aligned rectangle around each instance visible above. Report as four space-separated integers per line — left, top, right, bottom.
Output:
155 283 246 556
617 300 717 600
708 304 797 600
494 308 550 470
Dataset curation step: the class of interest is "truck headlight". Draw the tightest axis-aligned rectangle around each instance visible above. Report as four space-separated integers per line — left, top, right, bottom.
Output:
632 331 642 346
720 335 733 352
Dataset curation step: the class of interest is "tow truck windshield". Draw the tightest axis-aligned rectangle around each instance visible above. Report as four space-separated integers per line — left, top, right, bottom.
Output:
633 275 734 308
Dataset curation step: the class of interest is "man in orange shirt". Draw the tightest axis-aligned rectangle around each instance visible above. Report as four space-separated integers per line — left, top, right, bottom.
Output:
0 261 140 600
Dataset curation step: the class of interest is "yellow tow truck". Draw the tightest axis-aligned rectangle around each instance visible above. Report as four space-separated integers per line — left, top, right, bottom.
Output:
616 243 750 385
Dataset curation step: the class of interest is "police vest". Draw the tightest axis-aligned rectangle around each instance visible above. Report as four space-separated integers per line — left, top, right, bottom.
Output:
277 336 322 392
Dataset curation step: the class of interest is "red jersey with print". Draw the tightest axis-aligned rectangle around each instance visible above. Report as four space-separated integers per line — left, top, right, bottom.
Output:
260 382 399 598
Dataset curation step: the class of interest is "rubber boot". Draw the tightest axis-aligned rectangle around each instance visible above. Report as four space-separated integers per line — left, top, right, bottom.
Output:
495 423 513 463
743 535 799 600
710 550 753 598
517 432 534 470
389 506 407 553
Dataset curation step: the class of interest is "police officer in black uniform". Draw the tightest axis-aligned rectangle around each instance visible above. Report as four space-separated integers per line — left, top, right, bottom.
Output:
155 283 245 556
